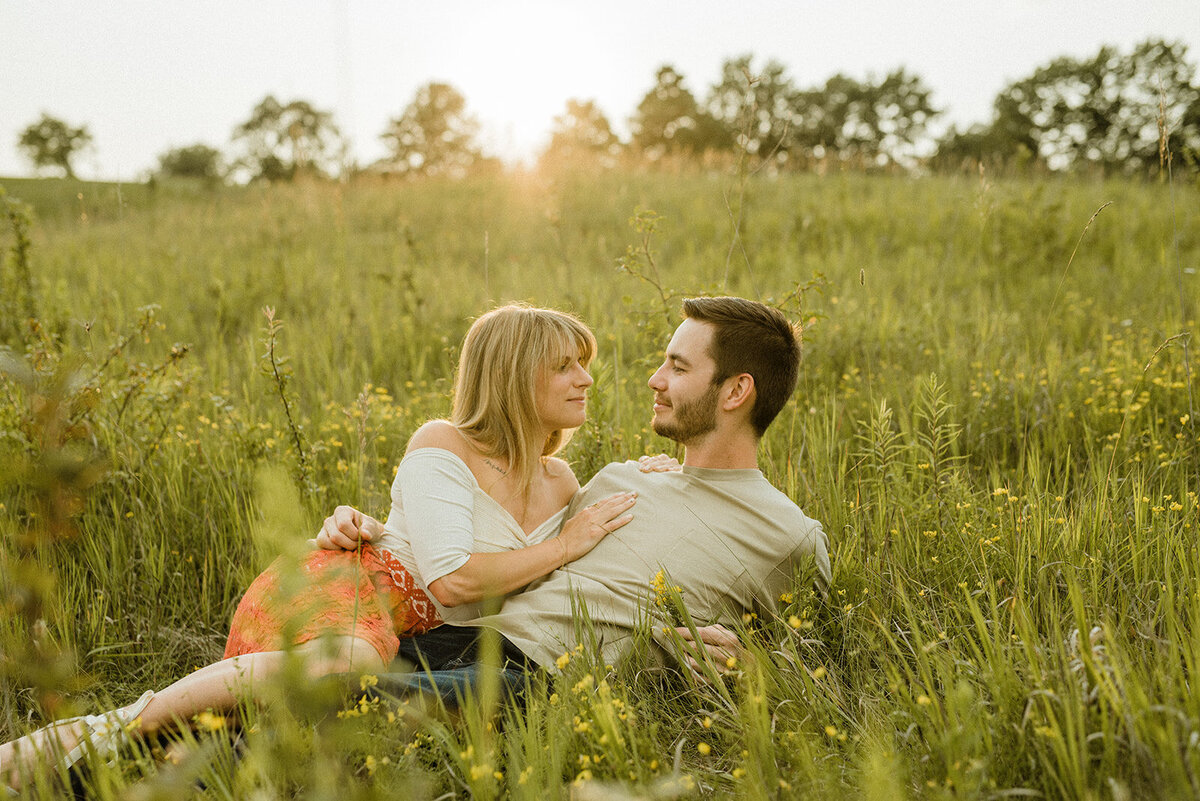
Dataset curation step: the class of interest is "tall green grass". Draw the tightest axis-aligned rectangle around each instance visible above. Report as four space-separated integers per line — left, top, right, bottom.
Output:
1 168 1197 798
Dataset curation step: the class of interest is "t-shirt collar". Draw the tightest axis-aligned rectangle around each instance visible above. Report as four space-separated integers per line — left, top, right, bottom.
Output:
680 465 763 481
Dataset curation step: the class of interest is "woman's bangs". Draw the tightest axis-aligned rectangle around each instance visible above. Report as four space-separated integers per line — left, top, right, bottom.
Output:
558 318 596 367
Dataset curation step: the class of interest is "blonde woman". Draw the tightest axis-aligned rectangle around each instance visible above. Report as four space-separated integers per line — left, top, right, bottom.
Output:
2 304 641 786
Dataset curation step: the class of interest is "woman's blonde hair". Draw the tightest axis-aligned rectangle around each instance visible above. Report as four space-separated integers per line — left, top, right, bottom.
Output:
451 303 596 495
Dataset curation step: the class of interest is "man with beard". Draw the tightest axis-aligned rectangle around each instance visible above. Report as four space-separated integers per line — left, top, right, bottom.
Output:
329 296 830 686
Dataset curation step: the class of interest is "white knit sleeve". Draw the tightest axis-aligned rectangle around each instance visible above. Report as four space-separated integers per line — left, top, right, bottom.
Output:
395 448 478 585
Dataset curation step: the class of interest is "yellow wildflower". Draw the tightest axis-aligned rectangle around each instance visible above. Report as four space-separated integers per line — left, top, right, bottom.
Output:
194 711 226 731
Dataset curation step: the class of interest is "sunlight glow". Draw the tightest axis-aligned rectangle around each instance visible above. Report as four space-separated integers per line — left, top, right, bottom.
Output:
438 7 614 162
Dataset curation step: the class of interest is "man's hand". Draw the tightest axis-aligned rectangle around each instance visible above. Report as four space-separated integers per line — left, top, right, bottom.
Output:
673 623 747 676
313 505 382 551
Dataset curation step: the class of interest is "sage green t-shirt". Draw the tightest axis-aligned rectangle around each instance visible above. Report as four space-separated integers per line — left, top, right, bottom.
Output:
463 460 830 669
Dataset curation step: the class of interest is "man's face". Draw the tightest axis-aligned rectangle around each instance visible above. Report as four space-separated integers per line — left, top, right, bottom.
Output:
647 319 722 444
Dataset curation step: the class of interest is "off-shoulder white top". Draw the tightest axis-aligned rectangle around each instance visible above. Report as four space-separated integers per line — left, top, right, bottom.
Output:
375 447 566 623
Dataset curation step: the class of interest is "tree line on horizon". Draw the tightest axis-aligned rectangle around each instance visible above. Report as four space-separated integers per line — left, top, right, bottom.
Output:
16 38 1200 184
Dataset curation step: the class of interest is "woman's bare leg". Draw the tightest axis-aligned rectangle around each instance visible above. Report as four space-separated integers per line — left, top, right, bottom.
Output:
138 635 385 733
1 636 385 788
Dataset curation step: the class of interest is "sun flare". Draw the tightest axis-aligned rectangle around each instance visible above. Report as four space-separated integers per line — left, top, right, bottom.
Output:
448 8 610 160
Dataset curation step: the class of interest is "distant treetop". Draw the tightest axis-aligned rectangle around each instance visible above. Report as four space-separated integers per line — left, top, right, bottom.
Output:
17 114 93 179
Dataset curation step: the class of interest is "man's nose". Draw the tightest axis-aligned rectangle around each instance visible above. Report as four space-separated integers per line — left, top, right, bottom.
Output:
648 365 667 390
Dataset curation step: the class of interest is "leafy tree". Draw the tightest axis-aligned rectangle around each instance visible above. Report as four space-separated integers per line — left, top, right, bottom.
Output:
156 143 224 182
232 96 342 180
956 39 1199 174
706 55 795 163
630 65 727 160
17 114 93 179
540 99 622 170
794 68 939 168
862 69 940 167
379 82 482 178
930 124 1031 172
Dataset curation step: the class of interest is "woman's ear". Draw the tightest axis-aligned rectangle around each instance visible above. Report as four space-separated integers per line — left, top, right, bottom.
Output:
721 374 755 411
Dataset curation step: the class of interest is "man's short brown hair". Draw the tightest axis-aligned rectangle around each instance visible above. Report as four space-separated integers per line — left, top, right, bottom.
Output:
682 296 800 436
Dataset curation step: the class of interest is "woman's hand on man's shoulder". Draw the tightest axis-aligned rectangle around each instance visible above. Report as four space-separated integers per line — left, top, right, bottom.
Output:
637 453 682 473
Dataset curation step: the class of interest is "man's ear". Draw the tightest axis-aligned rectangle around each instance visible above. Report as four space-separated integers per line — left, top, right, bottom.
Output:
721 374 755 412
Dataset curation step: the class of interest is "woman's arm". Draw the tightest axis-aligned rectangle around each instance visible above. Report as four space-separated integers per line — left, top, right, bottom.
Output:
314 487 636 606
426 491 636 607
315 423 639 608
400 425 632 607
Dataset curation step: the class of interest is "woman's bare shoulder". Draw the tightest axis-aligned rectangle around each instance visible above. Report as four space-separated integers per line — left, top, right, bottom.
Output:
405 420 468 458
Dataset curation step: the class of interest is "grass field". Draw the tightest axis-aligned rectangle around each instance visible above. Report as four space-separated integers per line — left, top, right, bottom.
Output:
1 167 1198 799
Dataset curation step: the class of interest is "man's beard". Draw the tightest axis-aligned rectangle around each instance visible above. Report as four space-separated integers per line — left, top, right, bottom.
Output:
652 383 720 443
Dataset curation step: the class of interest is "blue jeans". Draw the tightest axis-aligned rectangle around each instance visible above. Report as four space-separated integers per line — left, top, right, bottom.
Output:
368 625 536 707
368 664 530 705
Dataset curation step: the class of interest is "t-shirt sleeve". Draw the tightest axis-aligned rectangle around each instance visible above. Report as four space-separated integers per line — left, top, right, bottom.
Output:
567 460 641 515
395 448 477 585
802 516 832 595
742 514 831 619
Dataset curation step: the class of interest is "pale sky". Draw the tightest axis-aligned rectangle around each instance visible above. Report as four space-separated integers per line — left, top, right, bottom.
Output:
2 1 1197 180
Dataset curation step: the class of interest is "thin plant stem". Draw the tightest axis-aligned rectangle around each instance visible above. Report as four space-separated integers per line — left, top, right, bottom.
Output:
262 306 310 488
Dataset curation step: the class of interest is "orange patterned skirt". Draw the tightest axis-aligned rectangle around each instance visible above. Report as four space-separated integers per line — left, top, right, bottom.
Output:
224 545 442 664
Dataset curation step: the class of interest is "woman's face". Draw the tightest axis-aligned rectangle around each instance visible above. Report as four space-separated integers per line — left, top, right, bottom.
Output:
535 352 593 432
